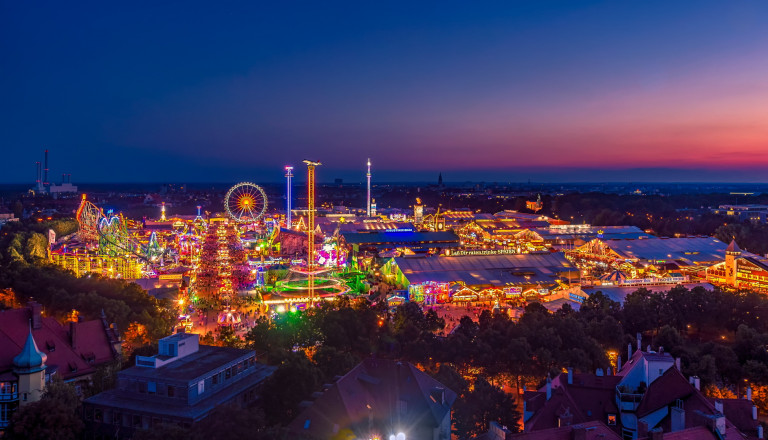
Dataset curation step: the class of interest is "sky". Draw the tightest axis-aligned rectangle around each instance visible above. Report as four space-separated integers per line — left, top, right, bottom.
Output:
2 1 768 183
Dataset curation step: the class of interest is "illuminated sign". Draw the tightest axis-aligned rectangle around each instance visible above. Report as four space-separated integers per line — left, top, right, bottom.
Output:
385 228 414 233
450 249 517 256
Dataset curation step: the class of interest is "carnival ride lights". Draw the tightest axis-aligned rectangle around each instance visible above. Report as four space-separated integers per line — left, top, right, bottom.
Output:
304 160 321 302
285 166 293 229
224 182 268 223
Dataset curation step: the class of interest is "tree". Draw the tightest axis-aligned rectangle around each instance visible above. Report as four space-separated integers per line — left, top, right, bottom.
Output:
216 325 244 348
453 376 519 438
261 352 323 424
6 378 83 440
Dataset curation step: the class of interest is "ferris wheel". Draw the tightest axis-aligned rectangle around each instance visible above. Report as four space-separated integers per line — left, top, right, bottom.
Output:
224 182 268 223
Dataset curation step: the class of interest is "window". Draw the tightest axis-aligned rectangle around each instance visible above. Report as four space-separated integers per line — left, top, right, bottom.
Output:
113 413 121 425
225 368 231 379
94 409 103 422
148 382 156 395
132 415 141 427
212 374 219 385
197 380 205 395
138 382 147 393
167 386 175 398
608 414 617 426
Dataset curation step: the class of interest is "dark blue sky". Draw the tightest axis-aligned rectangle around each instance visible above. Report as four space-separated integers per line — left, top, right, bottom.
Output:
2 1 768 183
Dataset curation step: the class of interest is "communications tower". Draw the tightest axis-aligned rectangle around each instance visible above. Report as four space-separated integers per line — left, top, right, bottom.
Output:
160 202 167 221
366 158 372 217
285 166 293 229
303 160 322 302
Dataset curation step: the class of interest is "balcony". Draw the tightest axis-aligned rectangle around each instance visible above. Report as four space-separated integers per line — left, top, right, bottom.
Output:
615 386 643 412
0 391 19 402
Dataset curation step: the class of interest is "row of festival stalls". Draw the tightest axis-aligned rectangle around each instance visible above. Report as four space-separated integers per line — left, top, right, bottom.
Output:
381 252 579 306
564 236 736 286
456 220 551 252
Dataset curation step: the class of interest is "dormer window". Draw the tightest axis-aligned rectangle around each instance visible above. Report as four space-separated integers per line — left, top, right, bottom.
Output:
46 340 56 352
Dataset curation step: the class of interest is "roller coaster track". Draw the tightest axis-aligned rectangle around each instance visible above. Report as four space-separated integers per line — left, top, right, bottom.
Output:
97 216 154 263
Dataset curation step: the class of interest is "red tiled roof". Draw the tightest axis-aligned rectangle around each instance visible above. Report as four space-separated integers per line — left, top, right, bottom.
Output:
513 420 621 440
719 398 759 437
637 368 695 417
0 306 117 381
524 373 620 432
656 425 745 440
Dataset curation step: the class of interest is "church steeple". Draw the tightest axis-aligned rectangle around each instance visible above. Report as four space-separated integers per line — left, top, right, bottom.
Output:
13 325 47 373
13 323 47 405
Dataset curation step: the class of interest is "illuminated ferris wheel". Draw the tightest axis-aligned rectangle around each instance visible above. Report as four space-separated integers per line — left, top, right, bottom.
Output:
224 182 268 223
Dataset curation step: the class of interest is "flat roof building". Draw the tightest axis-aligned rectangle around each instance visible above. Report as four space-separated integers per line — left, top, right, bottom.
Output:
83 333 275 439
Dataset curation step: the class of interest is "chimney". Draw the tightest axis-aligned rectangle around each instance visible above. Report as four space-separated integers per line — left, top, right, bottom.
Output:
617 355 622 373
567 367 573 385
758 425 764 439
714 400 723 413
70 321 77 350
649 428 664 440
572 425 586 440
636 332 642 352
28 301 42 329
546 376 552 401
628 342 632 361
675 357 681 371
596 368 604 377
689 376 700 390
671 405 685 432
747 386 753 401
638 420 649 438
753 405 758 421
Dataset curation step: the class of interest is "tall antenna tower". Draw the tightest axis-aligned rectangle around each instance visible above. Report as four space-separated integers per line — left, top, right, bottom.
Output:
285 166 293 229
303 160 321 303
35 161 42 192
366 158 372 217
44 149 49 187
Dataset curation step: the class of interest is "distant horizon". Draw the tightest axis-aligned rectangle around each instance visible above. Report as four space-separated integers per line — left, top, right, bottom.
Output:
4 2 768 184
3 168 768 187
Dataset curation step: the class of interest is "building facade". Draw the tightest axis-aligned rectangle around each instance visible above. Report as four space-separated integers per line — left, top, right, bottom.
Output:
0 302 121 431
83 333 275 439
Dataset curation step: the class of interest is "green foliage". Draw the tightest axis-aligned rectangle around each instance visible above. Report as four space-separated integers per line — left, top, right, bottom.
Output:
216 325 244 348
452 376 519 438
261 352 323 424
6 378 83 440
0 262 174 341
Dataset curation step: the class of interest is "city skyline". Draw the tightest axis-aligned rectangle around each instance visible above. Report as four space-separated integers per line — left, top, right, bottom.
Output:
3 1 768 183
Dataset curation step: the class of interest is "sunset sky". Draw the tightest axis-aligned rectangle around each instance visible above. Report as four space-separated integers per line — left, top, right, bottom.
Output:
2 1 768 183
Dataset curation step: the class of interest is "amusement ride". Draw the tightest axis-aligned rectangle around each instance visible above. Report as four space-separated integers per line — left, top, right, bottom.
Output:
224 182 268 223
